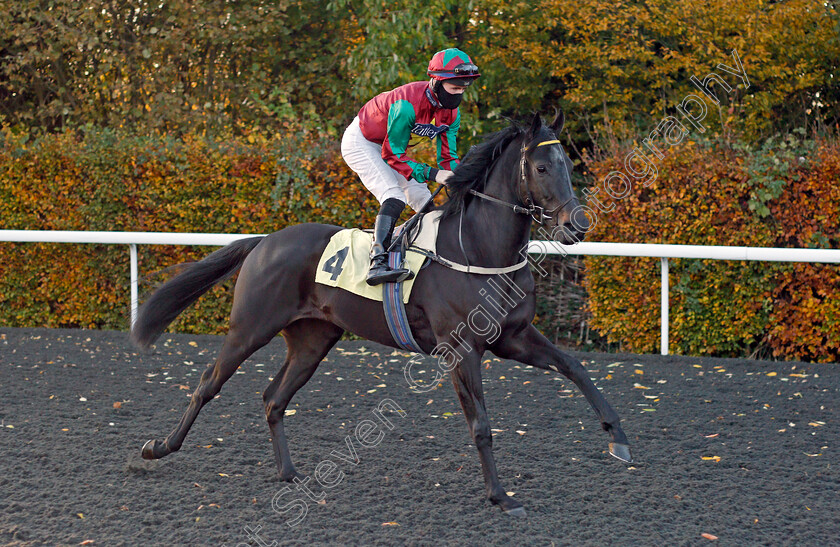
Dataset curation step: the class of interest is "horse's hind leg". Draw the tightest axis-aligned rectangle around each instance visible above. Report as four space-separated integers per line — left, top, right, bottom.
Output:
141 322 284 460
262 319 344 481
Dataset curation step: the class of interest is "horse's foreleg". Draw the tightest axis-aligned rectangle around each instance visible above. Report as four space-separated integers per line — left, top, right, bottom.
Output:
450 353 526 516
263 319 344 482
491 325 632 462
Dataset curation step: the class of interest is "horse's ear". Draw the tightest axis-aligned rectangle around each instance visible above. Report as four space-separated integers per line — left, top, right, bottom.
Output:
527 112 542 139
550 107 565 133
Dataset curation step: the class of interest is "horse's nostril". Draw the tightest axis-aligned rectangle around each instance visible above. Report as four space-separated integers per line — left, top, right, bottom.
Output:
553 221 582 243
570 209 591 234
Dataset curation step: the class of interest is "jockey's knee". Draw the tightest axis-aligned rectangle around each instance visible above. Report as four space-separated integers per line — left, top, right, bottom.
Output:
404 185 431 213
379 198 405 218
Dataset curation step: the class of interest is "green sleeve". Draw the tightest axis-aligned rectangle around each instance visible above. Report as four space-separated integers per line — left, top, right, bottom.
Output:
436 109 461 170
385 100 434 182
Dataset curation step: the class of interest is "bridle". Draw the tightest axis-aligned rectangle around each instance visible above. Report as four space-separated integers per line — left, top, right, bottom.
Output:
468 136 575 224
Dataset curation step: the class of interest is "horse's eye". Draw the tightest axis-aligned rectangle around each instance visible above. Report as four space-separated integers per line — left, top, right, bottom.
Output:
537 165 547 174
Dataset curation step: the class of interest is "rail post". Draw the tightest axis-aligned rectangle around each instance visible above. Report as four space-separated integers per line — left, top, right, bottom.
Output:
661 257 669 355
130 244 138 328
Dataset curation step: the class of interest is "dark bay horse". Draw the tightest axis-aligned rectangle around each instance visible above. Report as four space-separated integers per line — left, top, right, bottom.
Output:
132 112 631 517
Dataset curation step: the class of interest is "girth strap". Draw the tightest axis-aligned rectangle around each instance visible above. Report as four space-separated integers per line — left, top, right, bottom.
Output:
382 251 425 353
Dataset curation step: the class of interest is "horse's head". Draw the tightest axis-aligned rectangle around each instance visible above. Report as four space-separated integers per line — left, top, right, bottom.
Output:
519 111 588 244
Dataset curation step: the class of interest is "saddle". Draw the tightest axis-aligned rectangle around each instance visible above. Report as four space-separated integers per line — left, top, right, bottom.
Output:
315 204 528 353
314 212 441 353
314 211 441 304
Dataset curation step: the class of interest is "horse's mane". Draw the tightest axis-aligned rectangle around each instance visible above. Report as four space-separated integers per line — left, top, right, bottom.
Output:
437 123 524 218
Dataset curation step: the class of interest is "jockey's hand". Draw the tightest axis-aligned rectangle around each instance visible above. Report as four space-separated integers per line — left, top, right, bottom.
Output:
435 170 455 184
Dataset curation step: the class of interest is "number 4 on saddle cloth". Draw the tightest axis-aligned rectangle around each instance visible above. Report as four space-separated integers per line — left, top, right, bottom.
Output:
314 211 443 352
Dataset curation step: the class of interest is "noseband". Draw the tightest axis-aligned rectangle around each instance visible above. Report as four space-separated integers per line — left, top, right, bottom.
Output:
468 137 574 224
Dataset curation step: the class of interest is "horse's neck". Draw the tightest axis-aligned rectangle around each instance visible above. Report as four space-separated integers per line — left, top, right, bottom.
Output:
440 150 532 268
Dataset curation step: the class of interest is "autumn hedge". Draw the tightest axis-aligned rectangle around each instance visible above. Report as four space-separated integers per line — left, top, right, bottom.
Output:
0 127 371 333
581 135 840 363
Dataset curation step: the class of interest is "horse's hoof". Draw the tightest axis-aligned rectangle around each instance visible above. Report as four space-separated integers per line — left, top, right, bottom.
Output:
279 470 306 483
493 493 526 517
141 439 159 460
504 506 527 517
609 442 633 463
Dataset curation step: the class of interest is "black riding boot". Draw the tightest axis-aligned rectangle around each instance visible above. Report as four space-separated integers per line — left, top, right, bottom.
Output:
366 212 412 286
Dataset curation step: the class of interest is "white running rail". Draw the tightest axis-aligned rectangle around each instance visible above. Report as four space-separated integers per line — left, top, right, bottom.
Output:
0 230 261 330
529 241 840 355
2 230 839 355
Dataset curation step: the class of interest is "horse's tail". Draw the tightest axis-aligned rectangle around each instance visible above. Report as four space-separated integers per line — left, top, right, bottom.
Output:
130 236 265 350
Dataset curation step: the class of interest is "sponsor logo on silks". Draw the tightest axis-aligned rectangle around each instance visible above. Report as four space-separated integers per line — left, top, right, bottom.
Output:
411 122 449 139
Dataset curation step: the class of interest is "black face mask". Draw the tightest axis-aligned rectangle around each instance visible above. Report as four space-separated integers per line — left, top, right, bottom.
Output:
434 80 463 109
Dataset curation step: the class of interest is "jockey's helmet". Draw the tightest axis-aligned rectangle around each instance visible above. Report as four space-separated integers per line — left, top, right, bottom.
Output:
427 48 480 87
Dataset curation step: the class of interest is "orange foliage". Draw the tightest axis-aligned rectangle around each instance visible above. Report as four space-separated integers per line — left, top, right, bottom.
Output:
582 138 840 361
765 143 840 361
0 128 373 332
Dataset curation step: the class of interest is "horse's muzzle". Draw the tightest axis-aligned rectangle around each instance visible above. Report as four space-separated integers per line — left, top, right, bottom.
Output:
545 203 588 244
556 221 587 245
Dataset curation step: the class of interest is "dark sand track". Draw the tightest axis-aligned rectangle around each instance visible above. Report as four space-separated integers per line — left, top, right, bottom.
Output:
1 327 838 546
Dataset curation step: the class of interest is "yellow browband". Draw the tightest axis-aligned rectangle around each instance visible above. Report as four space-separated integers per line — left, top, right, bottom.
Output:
525 139 562 151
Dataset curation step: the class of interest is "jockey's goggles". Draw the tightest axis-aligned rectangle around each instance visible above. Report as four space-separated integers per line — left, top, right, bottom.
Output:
429 63 481 84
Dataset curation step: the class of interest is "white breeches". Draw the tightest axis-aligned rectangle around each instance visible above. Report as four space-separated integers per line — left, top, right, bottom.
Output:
341 116 431 212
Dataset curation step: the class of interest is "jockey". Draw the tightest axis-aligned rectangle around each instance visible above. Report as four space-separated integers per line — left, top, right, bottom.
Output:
341 47 480 285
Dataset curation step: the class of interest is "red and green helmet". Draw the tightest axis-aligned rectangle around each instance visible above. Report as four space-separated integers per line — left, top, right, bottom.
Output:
427 48 480 86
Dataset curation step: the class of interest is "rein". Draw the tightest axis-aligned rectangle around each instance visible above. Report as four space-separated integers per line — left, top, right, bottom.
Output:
468 138 568 224
403 134 575 276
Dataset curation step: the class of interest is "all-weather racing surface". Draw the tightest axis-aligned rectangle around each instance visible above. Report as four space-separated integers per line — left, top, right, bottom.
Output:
0 327 837 546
